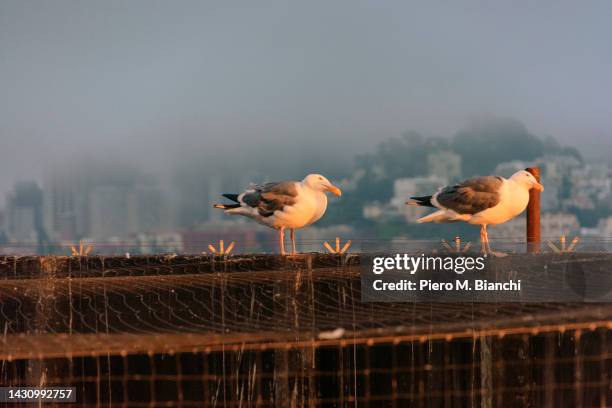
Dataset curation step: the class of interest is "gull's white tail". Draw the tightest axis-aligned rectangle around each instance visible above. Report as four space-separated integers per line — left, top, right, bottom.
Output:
417 210 450 223
417 210 470 223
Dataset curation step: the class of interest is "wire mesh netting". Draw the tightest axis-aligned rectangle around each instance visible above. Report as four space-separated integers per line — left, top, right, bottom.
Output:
4 234 612 256
1 254 611 406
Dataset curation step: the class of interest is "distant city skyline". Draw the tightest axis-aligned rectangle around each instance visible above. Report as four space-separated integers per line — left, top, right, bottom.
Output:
2 127 611 255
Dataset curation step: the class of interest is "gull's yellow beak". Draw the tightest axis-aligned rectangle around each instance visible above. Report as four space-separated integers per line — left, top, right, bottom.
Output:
325 184 342 196
533 182 544 192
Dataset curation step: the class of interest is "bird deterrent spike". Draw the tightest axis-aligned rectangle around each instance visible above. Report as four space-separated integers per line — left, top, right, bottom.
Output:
560 235 566 251
340 240 352 253
547 235 580 253
441 240 453 252
441 237 471 253
70 241 93 257
323 237 352 254
567 236 580 251
206 240 235 256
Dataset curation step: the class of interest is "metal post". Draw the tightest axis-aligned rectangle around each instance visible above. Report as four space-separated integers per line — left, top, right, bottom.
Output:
480 336 493 408
526 167 541 253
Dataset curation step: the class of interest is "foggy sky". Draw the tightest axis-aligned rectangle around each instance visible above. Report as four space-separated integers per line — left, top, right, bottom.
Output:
1 0 611 196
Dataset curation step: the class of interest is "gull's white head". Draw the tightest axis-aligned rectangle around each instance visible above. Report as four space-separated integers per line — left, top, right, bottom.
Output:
303 174 342 196
510 170 544 192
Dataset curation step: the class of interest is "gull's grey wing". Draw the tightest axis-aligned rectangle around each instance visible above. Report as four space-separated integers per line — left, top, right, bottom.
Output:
435 176 503 214
242 181 298 217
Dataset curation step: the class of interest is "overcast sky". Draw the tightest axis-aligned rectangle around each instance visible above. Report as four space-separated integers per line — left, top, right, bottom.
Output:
1 0 611 196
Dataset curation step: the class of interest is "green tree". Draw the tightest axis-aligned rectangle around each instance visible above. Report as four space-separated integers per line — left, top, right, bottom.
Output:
452 117 544 176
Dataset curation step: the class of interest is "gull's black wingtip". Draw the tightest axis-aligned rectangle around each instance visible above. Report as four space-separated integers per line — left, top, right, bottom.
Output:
222 193 240 203
408 195 434 207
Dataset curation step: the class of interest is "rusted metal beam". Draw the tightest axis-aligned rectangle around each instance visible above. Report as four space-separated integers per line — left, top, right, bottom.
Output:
526 167 541 253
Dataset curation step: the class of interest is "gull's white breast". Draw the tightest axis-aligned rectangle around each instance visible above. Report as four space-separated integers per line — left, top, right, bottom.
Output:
270 185 327 229
469 180 530 225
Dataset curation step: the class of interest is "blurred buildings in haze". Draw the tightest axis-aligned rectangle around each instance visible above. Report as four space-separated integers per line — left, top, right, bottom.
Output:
43 163 167 242
0 160 305 254
1 142 612 254
4 181 45 245
427 151 462 181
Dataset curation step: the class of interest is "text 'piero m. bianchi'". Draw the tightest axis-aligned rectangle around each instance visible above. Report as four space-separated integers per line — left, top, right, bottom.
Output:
371 254 520 292
361 254 523 302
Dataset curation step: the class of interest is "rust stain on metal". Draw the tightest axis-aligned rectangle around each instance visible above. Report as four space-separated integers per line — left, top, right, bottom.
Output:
526 167 541 253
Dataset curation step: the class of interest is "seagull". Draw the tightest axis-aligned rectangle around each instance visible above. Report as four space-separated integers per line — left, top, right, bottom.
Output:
406 169 544 255
213 174 342 255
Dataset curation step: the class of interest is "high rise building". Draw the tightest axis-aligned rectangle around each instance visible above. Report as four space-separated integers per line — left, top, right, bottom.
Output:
127 185 166 234
43 163 89 241
89 186 130 240
427 151 462 181
6 181 46 244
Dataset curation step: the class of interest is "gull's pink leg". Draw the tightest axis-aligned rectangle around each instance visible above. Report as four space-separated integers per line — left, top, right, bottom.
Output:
279 227 286 255
484 226 507 257
290 228 297 254
480 225 487 254
483 224 491 254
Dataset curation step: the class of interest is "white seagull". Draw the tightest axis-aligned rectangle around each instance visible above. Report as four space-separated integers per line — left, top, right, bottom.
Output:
407 169 544 255
213 174 342 255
